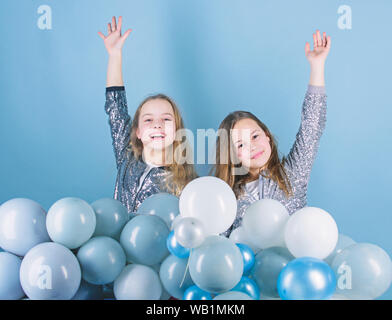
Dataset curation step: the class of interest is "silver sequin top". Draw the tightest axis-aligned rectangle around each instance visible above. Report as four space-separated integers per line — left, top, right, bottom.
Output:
105 87 172 214
223 85 327 237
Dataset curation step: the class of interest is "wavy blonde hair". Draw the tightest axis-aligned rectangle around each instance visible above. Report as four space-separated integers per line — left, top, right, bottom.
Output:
129 94 197 196
212 111 293 198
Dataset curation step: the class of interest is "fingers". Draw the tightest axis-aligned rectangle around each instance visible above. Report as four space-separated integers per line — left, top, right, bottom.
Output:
322 32 326 47
121 28 132 42
316 30 322 47
117 16 122 32
98 31 105 40
304 42 311 55
326 35 331 49
312 33 317 50
108 23 112 34
112 16 117 32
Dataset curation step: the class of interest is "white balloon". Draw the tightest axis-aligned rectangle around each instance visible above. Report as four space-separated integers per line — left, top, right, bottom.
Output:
174 217 205 248
229 227 261 254
179 177 237 236
284 207 338 259
242 199 289 249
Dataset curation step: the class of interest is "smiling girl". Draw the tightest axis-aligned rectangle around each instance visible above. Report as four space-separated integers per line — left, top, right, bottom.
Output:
99 16 197 213
214 30 331 237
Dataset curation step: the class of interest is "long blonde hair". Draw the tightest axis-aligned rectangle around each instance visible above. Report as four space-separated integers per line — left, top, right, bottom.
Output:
212 111 293 198
129 94 197 196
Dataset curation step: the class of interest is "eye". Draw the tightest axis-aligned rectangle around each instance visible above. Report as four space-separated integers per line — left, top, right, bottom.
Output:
252 134 259 139
164 118 172 121
144 119 152 122
238 144 243 149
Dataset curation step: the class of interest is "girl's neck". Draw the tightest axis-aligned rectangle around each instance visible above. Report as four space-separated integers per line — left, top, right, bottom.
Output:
142 148 169 167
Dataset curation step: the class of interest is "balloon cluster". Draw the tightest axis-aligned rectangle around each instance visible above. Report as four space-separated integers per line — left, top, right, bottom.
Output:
0 176 391 300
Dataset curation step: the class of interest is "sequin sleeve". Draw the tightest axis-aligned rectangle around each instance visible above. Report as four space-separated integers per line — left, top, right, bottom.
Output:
104 86 133 169
284 85 327 183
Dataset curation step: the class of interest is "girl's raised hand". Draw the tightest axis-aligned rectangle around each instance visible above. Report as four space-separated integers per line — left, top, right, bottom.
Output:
98 16 132 56
305 30 331 66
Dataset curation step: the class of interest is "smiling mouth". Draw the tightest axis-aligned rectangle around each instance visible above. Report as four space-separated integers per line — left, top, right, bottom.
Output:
149 133 166 140
251 151 264 159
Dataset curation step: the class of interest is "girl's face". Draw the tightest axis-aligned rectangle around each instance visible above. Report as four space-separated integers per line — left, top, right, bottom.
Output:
136 99 176 152
231 118 272 173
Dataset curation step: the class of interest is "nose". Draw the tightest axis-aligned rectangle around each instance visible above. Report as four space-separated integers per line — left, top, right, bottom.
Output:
153 119 163 128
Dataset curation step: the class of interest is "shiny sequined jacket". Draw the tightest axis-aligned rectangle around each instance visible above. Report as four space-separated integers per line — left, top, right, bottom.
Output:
105 86 172 214
223 85 327 237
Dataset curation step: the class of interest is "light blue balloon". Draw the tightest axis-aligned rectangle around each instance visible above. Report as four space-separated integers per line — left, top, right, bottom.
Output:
189 236 243 294
277 257 336 300
231 276 260 300
167 231 190 258
0 252 25 300
159 254 194 299
91 198 129 240
120 215 170 265
20 242 81 300
331 243 392 299
137 193 179 229
324 233 356 265
46 197 96 249
77 236 126 285
0 198 50 256
183 285 212 300
250 247 294 298
236 243 255 275
114 264 162 300
72 280 104 300
213 291 253 300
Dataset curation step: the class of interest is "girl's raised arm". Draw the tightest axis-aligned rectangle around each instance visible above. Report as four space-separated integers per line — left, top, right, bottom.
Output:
99 16 133 169
285 30 331 183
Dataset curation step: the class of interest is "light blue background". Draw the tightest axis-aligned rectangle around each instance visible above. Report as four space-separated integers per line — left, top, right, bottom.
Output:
1 0 391 299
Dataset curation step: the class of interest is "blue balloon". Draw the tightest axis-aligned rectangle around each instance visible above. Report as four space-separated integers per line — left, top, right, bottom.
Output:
20 242 81 300
159 254 194 299
213 291 253 300
183 285 212 300
167 231 190 258
250 247 294 298
277 257 336 300
46 197 96 249
0 198 50 256
120 215 170 265
91 198 129 240
137 193 179 229
72 280 104 300
236 243 255 275
0 252 25 300
114 264 162 300
231 276 260 300
77 236 126 285
189 236 243 294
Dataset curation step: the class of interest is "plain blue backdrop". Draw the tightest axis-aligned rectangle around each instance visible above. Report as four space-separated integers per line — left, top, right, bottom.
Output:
1 0 391 299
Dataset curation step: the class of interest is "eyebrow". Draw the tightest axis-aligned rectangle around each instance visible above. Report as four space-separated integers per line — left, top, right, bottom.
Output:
234 129 260 143
141 113 174 118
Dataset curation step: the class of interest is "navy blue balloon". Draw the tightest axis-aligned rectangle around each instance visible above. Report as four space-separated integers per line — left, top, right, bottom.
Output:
236 243 255 275
183 285 213 300
167 231 190 258
231 276 260 300
277 257 336 300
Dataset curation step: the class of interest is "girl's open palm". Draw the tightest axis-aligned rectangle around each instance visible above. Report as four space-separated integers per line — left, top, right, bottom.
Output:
98 16 132 56
305 30 331 65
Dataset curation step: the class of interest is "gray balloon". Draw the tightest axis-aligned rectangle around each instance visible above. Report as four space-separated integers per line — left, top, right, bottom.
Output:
159 254 194 299
174 217 205 248
189 236 243 294
249 247 294 298
20 242 81 300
